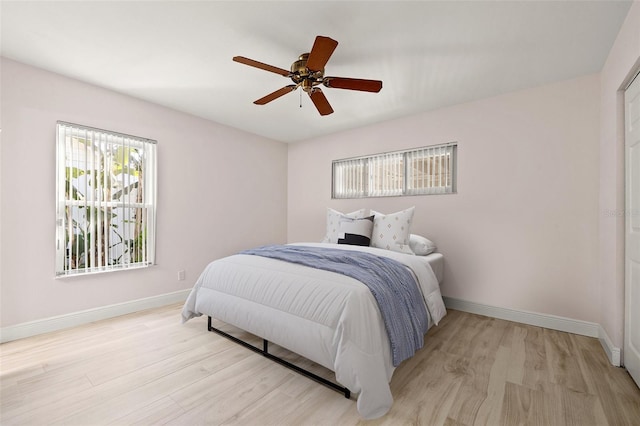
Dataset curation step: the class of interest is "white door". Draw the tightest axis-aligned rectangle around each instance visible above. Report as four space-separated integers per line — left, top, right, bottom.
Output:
625 72 640 388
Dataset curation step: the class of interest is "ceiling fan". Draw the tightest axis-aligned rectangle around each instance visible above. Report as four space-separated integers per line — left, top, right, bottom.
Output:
233 36 383 116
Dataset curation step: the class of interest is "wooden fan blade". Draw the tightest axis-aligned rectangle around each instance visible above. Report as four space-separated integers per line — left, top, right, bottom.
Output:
306 36 339 72
254 85 298 105
309 88 334 116
233 56 290 77
323 77 383 93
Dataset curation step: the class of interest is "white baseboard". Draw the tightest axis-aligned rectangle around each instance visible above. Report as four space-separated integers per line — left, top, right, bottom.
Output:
598 325 622 367
0 289 191 343
2 292 623 368
442 297 622 366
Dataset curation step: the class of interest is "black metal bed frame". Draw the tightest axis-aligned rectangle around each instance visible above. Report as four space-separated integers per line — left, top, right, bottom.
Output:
207 316 351 399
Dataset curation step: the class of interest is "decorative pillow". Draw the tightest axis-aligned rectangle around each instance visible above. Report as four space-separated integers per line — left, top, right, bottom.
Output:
370 207 415 254
322 208 367 243
409 234 436 256
338 215 374 246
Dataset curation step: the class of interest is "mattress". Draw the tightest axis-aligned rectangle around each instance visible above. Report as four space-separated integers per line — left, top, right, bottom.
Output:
423 252 444 284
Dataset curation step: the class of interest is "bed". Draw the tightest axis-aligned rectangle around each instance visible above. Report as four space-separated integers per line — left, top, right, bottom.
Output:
181 242 446 419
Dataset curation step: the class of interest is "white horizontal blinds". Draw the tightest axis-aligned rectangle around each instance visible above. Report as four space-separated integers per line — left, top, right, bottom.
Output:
331 143 456 199
406 144 456 195
332 158 366 198
369 152 403 197
55 122 157 276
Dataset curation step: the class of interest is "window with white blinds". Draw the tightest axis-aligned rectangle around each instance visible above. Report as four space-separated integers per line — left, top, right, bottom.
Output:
55 122 157 276
332 143 456 199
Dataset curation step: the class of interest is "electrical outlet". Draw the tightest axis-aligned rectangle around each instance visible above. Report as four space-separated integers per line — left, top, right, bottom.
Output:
178 270 186 281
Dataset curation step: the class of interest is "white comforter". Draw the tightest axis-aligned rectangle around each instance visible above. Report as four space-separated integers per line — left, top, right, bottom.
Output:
181 243 446 419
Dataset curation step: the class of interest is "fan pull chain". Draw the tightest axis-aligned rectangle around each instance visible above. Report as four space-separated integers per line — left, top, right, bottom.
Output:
300 89 302 108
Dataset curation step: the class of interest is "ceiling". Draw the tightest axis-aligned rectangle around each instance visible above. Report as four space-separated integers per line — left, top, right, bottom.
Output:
0 1 632 143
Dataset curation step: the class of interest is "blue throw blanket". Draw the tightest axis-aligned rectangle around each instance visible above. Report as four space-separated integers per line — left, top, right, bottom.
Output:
240 245 428 366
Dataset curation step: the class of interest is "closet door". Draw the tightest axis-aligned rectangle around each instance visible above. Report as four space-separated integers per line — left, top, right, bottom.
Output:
625 72 640 388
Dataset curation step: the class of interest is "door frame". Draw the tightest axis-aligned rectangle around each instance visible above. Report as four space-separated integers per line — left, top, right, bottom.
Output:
624 66 640 387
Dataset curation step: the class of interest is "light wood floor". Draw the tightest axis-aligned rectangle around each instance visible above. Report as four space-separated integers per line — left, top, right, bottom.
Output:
1 304 639 425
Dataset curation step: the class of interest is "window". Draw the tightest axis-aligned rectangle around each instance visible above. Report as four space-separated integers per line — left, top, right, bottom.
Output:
332 143 457 199
55 122 157 276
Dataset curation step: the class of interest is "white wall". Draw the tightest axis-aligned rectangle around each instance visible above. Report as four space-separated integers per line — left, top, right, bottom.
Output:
0 58 288 327
599 1 640 350
288 74 601 323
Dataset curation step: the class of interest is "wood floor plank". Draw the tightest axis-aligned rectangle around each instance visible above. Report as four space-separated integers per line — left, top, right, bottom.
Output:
219 377 319 425
500 381 557 425
544 328 590 393
520 324 549 391
505 325 527 386
167 349 280 413
85 328 218 386
472 345 510 426
439 313 492 359
438 314 509 425
556 383 609 426
49 346 248 425
376 350 468 425
273 383 357 426
2 328 236 424
166 365 294 425
1 373 94 416
108 396 186 426
576 335 640 425
2 303 639 426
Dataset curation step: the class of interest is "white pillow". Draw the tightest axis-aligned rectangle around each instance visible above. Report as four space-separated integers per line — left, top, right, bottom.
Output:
322 208 367 243
338 215 374 246
370 207 415 254
409 234 436 256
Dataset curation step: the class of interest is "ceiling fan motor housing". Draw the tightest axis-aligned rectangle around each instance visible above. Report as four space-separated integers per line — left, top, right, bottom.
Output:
291 53 324 92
